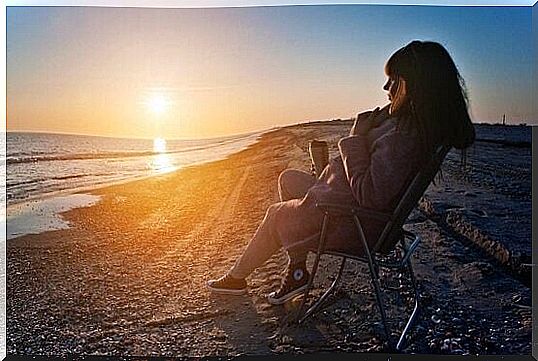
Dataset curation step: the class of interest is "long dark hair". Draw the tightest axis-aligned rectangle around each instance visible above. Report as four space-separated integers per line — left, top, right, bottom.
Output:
385 40 475 166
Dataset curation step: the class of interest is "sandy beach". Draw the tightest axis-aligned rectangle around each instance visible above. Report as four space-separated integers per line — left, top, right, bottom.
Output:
6 122 532 357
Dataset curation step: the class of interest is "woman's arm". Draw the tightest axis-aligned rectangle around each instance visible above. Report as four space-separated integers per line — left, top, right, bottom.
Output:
337 131 418 211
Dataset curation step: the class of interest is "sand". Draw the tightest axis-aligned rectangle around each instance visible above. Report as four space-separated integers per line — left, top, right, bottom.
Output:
6 122 532 357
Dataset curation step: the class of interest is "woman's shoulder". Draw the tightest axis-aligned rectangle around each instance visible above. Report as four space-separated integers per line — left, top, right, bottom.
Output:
376 116 417 140
373 118 421 152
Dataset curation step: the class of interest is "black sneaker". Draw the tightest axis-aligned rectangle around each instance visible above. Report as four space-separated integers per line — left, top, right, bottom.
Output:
207 274 247 295
267 265 310 305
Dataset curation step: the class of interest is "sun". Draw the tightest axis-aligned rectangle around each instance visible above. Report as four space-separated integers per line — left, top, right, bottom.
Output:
147 94 169 115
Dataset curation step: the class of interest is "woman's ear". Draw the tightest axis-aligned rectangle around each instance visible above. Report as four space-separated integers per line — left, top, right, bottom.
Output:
389 77 408 115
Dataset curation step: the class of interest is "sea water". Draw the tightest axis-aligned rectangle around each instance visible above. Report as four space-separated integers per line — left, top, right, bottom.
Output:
5 130 267 206
3 130 269 239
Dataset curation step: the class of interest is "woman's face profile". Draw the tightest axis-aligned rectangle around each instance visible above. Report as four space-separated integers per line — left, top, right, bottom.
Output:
383 76 396 101
383 72 408 115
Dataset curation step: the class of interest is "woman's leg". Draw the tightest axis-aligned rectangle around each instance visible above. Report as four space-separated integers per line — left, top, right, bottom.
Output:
208 170 315 297
210 200 311 303
278 169 316 202
229 169 314 278
228 168 315 276
208 203 284 294
278 169 315 263
228 203 282 279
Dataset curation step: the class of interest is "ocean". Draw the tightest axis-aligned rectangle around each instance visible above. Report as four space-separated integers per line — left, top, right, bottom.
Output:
4 130 268 207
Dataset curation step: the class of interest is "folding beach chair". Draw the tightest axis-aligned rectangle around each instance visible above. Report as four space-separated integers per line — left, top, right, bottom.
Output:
295 144 451 352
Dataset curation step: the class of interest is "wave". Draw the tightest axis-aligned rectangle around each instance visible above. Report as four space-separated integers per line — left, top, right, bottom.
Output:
6 133 258 165
5 129 269 206
7 172 116 187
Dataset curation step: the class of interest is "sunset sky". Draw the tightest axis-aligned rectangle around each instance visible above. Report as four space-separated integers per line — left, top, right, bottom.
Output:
6 4 535 139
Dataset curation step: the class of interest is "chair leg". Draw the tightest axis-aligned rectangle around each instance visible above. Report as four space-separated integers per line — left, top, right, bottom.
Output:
353 215 392 347
366 256 392 347
298 257 347 324
295 214 329 323
395 258 421 351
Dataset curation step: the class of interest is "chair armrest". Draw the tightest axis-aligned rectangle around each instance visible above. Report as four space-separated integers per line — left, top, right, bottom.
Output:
315 202 392 222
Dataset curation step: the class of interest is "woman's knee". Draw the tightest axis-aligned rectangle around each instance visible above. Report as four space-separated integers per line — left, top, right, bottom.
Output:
278 169 296 189
266 203 281 216
278 169 311 196
278 169 294 200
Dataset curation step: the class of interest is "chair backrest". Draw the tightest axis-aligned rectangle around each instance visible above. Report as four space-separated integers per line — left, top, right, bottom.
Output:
374 144 451 254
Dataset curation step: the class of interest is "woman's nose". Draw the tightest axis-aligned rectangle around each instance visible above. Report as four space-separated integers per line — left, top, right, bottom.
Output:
383 81 390 91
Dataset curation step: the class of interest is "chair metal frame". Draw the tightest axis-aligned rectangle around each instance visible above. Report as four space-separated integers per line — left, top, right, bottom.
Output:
295 145 451 352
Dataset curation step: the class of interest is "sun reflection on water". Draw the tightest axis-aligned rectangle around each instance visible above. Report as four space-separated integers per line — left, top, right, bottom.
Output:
153 138 166 153
151 138 177 174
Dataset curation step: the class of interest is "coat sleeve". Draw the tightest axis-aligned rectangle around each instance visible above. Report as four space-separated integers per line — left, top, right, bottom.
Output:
337 131 418 211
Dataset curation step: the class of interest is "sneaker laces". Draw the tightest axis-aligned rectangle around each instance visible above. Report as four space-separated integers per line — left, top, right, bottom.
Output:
215 273 243 287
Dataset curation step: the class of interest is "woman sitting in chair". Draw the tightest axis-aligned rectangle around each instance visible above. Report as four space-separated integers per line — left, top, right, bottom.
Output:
208 40 475 305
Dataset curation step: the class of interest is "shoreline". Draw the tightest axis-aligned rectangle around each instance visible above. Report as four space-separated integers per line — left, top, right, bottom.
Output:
5 127 277 210
5 128 281 240
5 194 101 241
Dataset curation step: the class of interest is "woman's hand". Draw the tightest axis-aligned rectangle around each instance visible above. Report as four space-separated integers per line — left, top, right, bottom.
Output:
350 110 371 136
350 107 384 136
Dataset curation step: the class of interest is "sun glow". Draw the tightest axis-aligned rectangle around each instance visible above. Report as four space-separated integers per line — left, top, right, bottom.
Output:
153 137 167 153
146 94 169 115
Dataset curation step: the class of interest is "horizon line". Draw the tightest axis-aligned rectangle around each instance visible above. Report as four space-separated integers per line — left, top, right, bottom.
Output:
3 127 278 141
5 119 535 140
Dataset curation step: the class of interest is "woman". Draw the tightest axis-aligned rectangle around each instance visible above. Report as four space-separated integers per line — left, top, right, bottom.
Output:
207 40 475 305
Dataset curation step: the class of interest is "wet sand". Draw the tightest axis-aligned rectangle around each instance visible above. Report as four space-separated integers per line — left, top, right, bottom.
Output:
6 122 532 356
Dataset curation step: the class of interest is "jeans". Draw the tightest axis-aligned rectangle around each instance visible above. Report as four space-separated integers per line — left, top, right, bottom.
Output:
228 169 316 279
